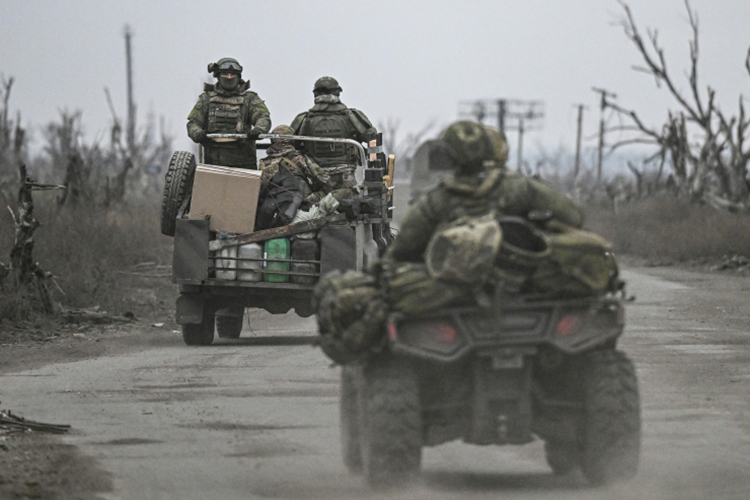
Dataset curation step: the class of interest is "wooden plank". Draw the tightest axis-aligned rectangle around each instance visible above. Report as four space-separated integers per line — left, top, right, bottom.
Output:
208 213 347 251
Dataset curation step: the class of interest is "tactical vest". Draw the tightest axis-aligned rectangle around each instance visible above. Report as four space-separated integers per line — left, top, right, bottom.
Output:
206 92 246 134
300 110 357 166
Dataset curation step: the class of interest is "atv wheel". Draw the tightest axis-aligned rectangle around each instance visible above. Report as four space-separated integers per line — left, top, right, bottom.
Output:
216 308 244 339
360 354 422 489
579 349 640 485
161 151 197 236
182 309 215 346
340 365 363 474
544 440 579 475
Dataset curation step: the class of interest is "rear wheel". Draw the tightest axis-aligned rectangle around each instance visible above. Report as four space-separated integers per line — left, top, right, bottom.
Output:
340 365 362 474
360 355 422 489
216 307 244 339
182 309 215 346
161 151 197 236
579 349 640 485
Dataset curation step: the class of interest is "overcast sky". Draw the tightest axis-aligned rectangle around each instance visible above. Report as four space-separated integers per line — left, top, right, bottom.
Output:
1 0 749 167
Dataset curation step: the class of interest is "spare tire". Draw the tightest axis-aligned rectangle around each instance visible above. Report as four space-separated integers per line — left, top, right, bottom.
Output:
161 151 197 236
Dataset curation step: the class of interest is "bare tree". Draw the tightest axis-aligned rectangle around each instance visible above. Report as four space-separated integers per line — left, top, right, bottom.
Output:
607 0 750 211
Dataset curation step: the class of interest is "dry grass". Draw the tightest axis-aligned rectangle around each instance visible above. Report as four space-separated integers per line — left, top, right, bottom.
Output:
0 192 175 321
584 197 750 262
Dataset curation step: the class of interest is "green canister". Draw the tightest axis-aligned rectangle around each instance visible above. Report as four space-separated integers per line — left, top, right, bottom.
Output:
264 238 291 282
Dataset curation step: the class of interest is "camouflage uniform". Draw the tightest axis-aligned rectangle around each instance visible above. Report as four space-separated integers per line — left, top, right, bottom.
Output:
386 121 583 264
290 77 376 199
187 69 271 168
259 127 332 205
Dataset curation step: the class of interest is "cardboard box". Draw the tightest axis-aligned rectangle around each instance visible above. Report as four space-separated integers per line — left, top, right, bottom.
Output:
188 164 261 234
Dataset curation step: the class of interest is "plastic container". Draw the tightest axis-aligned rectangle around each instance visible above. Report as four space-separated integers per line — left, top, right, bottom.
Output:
290 238 320 284
215 245 237 280
264 238 290 282
237 243 262 282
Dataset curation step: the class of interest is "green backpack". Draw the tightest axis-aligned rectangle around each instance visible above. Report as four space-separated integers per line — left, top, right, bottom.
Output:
425 212 502 285
381 262 475 315
530 226 621 297
312 270 389 364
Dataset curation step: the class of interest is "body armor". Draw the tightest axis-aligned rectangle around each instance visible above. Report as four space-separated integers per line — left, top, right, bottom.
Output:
207 92 246 134
299 109 358 167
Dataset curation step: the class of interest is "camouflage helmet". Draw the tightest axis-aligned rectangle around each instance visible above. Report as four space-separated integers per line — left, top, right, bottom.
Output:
440 120 496 173
313 76 342 93
208 57 243 77
270 124 294 144
484 126 509 167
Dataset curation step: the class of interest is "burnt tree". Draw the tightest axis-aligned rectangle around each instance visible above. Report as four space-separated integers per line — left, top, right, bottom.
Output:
607 0 750 211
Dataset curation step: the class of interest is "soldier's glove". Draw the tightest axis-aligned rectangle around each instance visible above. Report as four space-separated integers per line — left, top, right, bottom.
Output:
246 129 262 141
194 130 208 144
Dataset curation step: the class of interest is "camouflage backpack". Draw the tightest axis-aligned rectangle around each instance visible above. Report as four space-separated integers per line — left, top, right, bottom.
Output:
312 270 389 364
530 225 622 297
380 262 475 316
425 212 502 285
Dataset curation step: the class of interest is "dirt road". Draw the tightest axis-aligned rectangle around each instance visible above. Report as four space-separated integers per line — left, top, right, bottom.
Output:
1 265 750 500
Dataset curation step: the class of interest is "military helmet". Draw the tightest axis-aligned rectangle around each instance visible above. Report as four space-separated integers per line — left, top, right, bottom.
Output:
440 120 496 173
313 76 342 93
208 57 243 77
484 126 509 166
270 124 294 144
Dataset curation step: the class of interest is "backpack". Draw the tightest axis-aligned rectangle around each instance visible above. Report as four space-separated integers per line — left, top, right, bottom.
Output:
425 212 502 285
381 262 475 315
254 170 305 230
312 270 389 364
530 226 621 297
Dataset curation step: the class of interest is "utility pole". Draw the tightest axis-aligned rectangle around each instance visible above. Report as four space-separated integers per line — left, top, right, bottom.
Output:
124 25 135 155
459 98 544 172
573 104 585 179
592 87 616 183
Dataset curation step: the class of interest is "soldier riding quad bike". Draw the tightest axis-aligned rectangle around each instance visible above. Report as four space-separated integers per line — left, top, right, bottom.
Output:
324 121 640 489
161 132 394 346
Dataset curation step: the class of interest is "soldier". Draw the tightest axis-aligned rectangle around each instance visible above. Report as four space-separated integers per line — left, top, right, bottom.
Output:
290 76 376 199
259 125 332 206
385 120 584 265
187 57 271 168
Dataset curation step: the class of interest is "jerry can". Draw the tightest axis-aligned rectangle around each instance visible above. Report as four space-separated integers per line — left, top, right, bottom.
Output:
290 238 320 285
237 243 262 282
264 238 290 282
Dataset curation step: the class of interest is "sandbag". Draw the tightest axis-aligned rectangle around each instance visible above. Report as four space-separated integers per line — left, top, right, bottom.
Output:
425 212 502 285
312 270 389 364
530 227 621 297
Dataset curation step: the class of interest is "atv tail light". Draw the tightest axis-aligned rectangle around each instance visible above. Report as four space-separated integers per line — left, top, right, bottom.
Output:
387 322 398 341
434 323 457 343
389 319 465 356
556 314 582 337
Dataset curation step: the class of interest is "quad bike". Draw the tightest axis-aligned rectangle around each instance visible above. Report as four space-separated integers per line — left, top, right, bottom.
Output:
340 292 640 488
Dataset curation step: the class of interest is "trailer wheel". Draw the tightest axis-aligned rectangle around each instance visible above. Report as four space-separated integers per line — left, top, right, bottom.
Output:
161 151 197 237
340 365 363 474
579 349 640 485
360 354 422 489
544 440 579 475
182 309 215 346
216 308 244 339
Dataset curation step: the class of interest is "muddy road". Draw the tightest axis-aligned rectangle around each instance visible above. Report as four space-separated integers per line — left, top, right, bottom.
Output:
2 265 750 500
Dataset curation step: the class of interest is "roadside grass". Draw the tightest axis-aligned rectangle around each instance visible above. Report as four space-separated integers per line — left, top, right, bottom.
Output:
584 197 750 262
0 192 175 322
2 189 750 324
